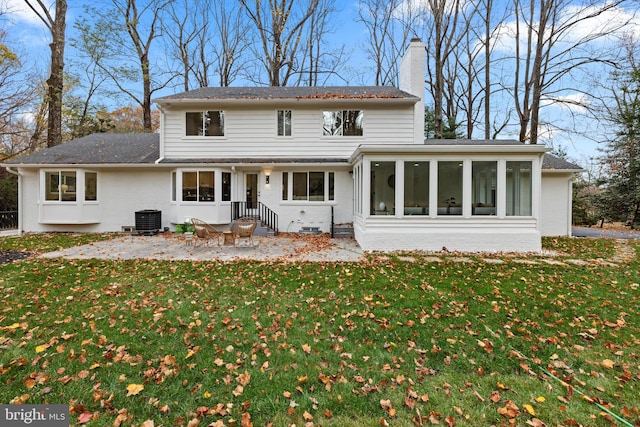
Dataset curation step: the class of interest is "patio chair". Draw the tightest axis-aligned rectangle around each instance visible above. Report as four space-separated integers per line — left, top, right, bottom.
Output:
231 217 258 247
190 218 222 247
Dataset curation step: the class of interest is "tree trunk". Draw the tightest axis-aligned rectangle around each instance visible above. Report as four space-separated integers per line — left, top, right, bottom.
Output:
484 0 491 140
25 0 67 147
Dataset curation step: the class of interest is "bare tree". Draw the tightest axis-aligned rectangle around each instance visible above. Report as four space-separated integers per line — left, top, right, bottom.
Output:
0 31 39 158
163 0 250 89
422 0 466 139
239 0 320 86
358 0 419 86
164 0 202 91
80 0 173 131
211 1 251 87
450 0 512 139
296 0 345 86
24 0 66 147
511 0 629 144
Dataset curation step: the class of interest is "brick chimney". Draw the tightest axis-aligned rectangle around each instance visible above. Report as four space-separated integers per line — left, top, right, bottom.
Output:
400 38 425 143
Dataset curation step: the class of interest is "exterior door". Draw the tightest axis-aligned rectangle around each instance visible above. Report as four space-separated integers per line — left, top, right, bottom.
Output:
246 173 258 209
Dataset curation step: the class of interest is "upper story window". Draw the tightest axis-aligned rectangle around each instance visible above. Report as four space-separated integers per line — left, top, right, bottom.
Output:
323 110 363 136
186 111 224 136
277 110 292 136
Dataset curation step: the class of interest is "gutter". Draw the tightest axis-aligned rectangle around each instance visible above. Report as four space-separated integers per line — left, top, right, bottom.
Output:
6 166 19 176
155 104 166 164
155 97 419 108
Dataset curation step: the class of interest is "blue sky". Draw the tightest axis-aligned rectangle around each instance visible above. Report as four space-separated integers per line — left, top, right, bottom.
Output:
4 0 640 166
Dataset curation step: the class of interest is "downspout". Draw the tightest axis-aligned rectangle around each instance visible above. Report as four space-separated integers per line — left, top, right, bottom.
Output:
567 173 576 236
155 104 166 164
6 166 22 233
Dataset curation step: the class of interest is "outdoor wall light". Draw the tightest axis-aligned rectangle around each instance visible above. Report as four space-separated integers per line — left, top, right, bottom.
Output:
265 175 270 184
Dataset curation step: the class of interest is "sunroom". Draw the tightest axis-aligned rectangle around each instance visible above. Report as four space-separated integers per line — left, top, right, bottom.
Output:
351 142 549 253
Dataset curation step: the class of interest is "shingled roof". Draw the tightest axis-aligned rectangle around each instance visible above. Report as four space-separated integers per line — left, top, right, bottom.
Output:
541 154 583 171
155 86 418 102
4 133 160 165
3 132 582 172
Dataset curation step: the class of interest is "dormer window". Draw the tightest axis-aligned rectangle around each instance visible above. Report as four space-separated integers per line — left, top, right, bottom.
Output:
186 111 224 136
323 110 363 136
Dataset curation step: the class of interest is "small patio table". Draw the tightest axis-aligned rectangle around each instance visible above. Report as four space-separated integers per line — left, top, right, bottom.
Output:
222 231 234 246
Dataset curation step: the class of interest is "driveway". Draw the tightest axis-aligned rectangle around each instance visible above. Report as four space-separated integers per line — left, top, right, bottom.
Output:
572 226 640 239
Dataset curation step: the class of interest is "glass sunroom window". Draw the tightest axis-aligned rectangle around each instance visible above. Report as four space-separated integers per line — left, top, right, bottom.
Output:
371 161 395 215
404 161 429 215
472 161 496 215
437 162 462 215
506 161 532 216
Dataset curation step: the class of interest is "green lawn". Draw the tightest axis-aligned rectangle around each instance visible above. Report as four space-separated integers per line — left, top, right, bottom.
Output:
0 234 638 427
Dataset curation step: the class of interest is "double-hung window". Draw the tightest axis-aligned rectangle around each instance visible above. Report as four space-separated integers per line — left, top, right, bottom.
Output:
282 171 335 201
323 110 363 136
277 110 292 136
186 111 224 136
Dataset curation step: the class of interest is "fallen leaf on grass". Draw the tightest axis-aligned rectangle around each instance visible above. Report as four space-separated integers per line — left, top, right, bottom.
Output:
78 412 93 424
601 359 615 369
302 343 311 354
126 383 144 396
380 399 397 417
498 400 520 419
35 344 49 353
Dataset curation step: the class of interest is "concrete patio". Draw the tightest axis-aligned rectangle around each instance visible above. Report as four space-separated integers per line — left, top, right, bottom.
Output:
38 233 365 262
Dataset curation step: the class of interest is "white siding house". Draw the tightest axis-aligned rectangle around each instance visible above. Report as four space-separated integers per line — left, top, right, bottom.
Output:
2 39 582 252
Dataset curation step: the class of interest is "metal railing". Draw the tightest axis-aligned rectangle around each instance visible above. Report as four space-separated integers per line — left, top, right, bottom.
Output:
0 211 18 230
231 202 278 234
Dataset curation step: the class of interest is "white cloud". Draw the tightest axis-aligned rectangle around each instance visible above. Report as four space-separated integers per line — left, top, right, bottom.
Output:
491 2 640 55
4 0 52 26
